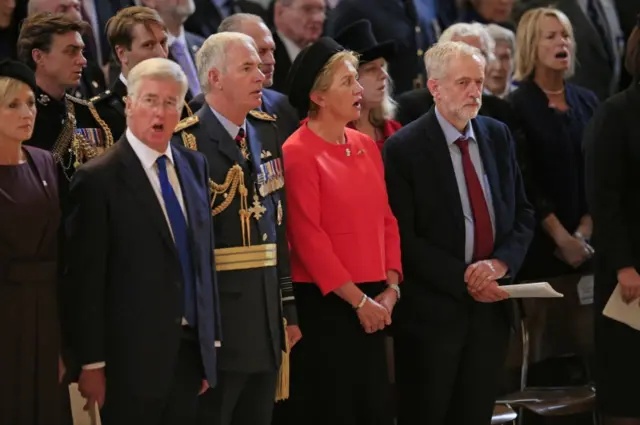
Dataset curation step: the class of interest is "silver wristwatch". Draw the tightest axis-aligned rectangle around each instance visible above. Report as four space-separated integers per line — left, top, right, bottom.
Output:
388 284 401 300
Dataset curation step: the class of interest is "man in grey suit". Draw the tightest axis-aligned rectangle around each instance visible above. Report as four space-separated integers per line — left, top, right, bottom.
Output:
517 0 624 100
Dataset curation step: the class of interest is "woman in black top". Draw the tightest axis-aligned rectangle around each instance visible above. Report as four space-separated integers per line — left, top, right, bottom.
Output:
509 7 598 280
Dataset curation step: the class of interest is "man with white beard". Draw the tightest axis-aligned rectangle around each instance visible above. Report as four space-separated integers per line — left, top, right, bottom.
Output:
140 0 205 101
383 41 534 425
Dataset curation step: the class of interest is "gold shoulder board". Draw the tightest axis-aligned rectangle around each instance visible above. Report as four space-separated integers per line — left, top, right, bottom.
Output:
90 90 111 103
174 115 199 133
248 109 276 122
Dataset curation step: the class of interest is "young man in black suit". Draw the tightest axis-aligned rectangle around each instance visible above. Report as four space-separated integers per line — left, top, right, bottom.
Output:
384 41 534 425
66 58 221 425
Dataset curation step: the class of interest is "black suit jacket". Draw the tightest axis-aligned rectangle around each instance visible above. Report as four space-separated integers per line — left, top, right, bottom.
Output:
65 136 221 395
172 105 295 373
383 110 534 334
585 83 640 303
184 0 267 37
189 88 299 142
271 31 294 94
168 31 206 102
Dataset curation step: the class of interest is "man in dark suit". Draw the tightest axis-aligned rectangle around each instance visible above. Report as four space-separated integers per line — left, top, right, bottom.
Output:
271 0 326 92
327 0 439 95
184 0 267 37
384 41 534 425
67 57 221 425
173 32 299 425
190 13 300 137
91 6 170 141
140 0 206 101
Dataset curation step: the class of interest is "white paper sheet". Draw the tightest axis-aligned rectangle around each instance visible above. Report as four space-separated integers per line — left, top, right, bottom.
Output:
500 282 564 298
603 284 640 331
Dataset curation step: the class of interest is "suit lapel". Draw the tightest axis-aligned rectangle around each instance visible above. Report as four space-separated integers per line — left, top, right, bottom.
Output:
198 106 243 165
110 79 127 117
172 147 205 269
117 137 177 256
423 110 465 228
560 0 610 63
472 118 503 235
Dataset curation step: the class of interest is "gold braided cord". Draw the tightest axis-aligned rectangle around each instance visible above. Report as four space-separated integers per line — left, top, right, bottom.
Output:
50 100 75 165
182 131 197 151
82 97 114 148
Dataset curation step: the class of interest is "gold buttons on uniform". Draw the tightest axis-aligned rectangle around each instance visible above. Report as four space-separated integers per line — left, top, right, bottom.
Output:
262 233 268 241
415 26 421 33
417 49 424 56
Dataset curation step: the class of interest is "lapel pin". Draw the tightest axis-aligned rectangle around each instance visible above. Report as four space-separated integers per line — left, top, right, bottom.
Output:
42 180 48 187
357 149 365 155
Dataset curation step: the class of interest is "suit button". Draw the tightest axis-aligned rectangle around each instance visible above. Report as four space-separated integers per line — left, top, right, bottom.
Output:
262 233 268 241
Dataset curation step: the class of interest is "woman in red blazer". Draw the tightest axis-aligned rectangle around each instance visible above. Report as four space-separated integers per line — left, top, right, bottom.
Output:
335 20 402 152
281 37 402 425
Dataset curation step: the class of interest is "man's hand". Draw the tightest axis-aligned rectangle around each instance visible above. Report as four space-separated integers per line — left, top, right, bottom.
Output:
286 325 302 348
375 287 399 315
78 368 106 411
618 267 640 304
465 259 508 293
470 281 510 303
198 379 209 395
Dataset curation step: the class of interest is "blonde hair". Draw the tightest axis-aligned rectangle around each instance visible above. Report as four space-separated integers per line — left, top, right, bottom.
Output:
0 77 32 107
439 22 496 62
128 58 189 111
514 7 575 81
364 61 397 127
424 41 486 80
308 50 359 118
196 32 257 93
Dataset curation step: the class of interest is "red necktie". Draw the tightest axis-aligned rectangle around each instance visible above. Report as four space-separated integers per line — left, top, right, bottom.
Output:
455 137 494 261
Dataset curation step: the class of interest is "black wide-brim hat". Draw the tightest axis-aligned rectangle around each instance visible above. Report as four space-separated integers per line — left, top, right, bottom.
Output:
285 37 345 118
0 59 37 93
334 19 396 63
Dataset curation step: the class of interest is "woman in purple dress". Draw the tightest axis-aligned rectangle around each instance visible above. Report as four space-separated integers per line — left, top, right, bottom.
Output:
0 60 64 424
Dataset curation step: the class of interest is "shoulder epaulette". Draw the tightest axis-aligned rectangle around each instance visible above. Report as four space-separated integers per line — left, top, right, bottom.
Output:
89 90 112 104
174 115 199 133
66 93 90 106
248 109 276 122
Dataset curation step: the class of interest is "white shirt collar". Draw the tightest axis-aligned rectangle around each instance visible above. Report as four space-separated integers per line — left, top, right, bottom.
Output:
209 106 247 140
119 73 128 88
168 27 188 48
277 30 303 63
435 105 476 146
126 127 175 170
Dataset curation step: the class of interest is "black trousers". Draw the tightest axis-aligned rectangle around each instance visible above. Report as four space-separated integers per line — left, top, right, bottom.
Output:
100 338 203 425
197 370 278 425
394 301 510 425
279 282 393 425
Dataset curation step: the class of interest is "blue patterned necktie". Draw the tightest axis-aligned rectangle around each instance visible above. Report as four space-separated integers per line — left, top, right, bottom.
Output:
170 40 201 96
156 155 197 326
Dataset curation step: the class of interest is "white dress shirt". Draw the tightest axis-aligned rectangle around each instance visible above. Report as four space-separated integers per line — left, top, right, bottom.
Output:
276 30 303 63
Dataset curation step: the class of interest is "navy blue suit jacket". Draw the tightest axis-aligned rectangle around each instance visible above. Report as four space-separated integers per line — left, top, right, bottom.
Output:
383 109 534 330
66 136 221 395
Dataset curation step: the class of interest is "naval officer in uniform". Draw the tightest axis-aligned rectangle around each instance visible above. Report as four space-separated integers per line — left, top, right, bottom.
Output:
17 12 113 199
173 31 299 425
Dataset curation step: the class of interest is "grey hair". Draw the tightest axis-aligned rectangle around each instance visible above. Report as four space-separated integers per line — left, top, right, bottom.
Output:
439 22 496 62
127 58 188 111
486 23 516 52
218 13 265 33
196 32 257 93
424 41 487 80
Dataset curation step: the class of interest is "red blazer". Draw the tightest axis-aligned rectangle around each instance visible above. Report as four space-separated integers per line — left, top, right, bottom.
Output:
283 122 403 295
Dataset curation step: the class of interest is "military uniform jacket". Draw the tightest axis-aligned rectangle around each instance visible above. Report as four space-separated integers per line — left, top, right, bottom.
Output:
26 86 114 204
172 105 296 373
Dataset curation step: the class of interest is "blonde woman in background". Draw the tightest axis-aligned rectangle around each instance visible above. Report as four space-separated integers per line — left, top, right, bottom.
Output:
508 7 599 282
334 19 401 151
